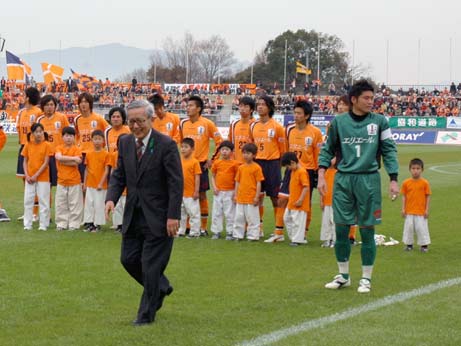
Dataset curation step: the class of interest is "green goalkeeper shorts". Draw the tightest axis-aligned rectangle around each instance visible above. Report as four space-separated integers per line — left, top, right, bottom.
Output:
333 172 382 226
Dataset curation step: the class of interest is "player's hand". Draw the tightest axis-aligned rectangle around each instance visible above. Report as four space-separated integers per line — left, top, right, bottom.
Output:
192 191 199 200
105 201 115 221
213 188 219 196
389 181 399 200
253 197 259 206
317 177 327 196
424 211 429 219
166 218 179 237
401 209 406 218
294 199 302 207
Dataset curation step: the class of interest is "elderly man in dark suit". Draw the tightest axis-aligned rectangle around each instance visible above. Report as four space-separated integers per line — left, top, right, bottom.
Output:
105 99 183 326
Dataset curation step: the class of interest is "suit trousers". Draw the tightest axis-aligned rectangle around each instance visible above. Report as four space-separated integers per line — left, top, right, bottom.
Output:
121 206 173 323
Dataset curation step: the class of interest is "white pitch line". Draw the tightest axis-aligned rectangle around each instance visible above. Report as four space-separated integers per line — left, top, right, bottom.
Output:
237 277 461 346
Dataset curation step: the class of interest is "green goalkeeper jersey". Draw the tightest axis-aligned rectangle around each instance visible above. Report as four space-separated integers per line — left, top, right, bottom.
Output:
319 112 398 176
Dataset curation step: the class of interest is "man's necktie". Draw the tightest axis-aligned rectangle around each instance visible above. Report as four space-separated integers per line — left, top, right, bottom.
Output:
136 138 144 161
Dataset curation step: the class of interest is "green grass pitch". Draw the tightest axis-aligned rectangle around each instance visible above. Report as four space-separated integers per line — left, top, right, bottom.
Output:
0 135 460 346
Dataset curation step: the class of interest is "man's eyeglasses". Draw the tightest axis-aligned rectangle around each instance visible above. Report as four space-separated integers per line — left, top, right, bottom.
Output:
128 118 147 126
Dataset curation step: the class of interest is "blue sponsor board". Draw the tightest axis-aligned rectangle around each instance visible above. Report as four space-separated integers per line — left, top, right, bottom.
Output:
391 129 436 144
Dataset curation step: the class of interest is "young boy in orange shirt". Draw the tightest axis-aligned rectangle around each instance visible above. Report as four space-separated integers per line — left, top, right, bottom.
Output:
178 138 202 238
21 123 52 231
0 125 11 222
320 158 337 248
210 141 240 240
83 130 111 232
401 158 432 252
232 143 264 241
281 152 310 246
55 127 83 231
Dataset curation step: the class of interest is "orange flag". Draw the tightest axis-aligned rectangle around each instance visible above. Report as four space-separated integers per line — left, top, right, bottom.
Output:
41 62 64 84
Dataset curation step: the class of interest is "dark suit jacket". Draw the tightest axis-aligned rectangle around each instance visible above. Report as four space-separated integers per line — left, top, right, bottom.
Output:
106 129 183 237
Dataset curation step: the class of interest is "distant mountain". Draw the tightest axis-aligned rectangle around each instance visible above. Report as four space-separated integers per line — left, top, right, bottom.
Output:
1 43 156 82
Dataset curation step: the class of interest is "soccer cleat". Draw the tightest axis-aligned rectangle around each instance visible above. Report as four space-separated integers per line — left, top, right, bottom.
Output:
200 229 209 237
325 274 351 289
321 240 331 248
17 215 24 221
0 209 11 222
357 278 371 293
264 234 285 243
211 233 221 240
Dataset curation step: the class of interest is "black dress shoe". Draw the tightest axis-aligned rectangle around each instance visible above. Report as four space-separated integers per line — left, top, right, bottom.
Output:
156 286 174 311
132 319 153 326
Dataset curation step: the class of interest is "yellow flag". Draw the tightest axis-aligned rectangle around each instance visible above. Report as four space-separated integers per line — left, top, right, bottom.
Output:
296 61 311 75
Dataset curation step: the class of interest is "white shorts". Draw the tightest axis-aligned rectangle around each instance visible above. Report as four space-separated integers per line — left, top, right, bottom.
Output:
320 205 336 241
403 214 430 246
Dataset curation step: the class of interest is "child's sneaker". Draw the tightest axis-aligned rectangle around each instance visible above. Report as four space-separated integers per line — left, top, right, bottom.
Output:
38 227 47 231
90 225 101 233
357 278 371 293
211 233 221 240
420 246 429 253
0 208 11 222
264 234 285 243
321 240 330 248
325 274 351 289
225 234 233 240
404 245 413 251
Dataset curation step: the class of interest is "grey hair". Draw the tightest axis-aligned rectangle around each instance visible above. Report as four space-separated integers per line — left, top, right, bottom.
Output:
126 99 154 119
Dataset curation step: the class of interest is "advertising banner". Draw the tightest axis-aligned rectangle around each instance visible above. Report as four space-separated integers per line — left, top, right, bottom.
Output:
436 131 461 145
388 116 446 129
446 117 461 129
391 129 436 144
0 120 18 134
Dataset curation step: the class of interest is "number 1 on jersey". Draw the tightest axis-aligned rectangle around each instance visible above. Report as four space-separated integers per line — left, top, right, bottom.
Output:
355 144 361 158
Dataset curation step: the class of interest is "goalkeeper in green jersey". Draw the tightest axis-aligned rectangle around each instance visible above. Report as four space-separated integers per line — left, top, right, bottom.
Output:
317 79 399 293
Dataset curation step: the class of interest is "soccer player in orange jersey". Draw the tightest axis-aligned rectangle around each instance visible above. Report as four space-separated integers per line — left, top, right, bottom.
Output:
74 92 109 181
149 94 180 143
38 94 70 188
250 96 286 239
15 87 42 221
266 100 323 243
179 95 223 235
228 96 255 163
105 107 130 232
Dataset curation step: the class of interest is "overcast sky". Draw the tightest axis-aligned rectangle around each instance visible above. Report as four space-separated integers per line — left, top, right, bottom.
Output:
1 0 460 86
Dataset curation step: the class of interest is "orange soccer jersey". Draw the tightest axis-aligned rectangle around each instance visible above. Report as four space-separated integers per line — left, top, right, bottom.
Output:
37 112 70 154
55 145 82 186
322 167 337 207
211 159 240 191
152 112 180 143
287 167 310 212
228 118 254 163
16 106 42 145
21 141 52 182
286 123 323 170
235 162 264 204
105 125 131 154
0 127 6 151
181 156 202 198
179 116 223 162
401 178 431 216
250 118 286 160
84 150 111 189
74 112 109 153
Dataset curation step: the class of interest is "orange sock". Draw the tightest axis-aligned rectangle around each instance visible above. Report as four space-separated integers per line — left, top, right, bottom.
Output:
349 225 358 240
275 207 285 235
200 198 208 230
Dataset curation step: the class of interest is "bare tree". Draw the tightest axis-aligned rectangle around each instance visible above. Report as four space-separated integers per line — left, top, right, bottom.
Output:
196 35 235 83
115 68 148 83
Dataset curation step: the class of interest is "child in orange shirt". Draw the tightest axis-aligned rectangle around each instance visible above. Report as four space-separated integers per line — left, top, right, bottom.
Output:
178 138 202 238
281 152 310 246
320 158 337 248
55 127 83 231
210 141 240 240
83 130 111 232
232 143 264 241
401 158 432 252
21 123 52 231
0 125 10 222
